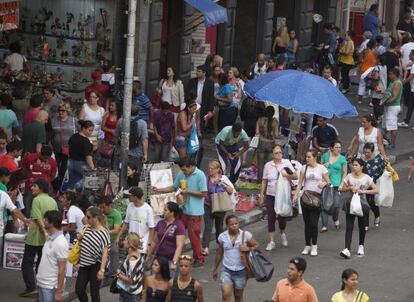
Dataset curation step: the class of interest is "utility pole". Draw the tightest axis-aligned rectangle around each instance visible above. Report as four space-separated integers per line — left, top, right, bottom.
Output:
120 0 137 189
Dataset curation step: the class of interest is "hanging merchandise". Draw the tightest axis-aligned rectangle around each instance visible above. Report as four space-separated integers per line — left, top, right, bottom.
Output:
0 1 19 32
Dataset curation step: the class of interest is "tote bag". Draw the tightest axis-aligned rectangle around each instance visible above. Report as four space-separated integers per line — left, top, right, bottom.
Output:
211 181 233 213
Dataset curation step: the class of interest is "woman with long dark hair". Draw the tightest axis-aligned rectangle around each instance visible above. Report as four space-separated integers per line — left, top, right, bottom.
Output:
67 120 96 190
75 207 110 302
158 66 184 114
331 269 370 302
339 158 378 259
293 150 330 257
60 190 84 240
102 99 121 143
175 97 199 159
142 257 170 302
148 202 185 272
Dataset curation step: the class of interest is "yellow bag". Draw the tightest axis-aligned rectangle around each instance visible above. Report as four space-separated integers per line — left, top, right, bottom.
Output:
67 225 88 265
386 162 399 182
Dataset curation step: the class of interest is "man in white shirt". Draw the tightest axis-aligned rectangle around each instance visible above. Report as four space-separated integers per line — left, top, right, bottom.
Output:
116 187 155 254
399 50 414 128
36 210 68 302
400 35 414 68
322 65 337 87
357 31 373 55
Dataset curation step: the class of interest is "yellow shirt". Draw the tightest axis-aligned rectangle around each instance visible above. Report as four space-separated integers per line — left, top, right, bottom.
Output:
338 41 355 65
331 290 370 302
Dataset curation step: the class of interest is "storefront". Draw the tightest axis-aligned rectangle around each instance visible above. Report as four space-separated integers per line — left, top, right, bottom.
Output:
0 0 124 104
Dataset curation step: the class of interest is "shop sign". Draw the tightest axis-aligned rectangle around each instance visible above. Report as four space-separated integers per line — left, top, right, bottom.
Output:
0 0 19 31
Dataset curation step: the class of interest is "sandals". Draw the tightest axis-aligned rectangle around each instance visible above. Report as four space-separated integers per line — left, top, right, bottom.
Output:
374 218 381 228
201 248 209 256
335 221 341 230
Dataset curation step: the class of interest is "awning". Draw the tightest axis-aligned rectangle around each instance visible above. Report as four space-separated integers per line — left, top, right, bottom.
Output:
184 0 228 27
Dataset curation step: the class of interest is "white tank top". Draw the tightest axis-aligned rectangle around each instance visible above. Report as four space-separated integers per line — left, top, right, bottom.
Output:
83 103 105 138
357 127 378 156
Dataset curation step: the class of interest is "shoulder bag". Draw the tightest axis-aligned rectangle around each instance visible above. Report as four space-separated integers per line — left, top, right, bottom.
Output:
211 178 233 213
67 225 88 265
240 231 254 279
300 165 322 209
144 223 173 271
247 249 274 282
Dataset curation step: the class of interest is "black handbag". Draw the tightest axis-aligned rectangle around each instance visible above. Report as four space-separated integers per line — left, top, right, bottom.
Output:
110 276 119 294
247 250 274 282
322 186 336 215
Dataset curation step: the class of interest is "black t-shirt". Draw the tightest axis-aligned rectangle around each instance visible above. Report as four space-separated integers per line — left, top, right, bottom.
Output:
397 19 414 37
312 124 338 148
68 133 93 161
381 51 400 72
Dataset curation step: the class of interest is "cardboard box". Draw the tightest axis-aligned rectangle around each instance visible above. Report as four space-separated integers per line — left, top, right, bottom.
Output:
3 233 26 270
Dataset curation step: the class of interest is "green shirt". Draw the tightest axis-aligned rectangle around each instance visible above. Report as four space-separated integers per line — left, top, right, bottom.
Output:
26 193 58 246
0 181 7 222
384 79 402 107
214 126 249 145
106 208 122 242
321 152 347 187
22 120 46 154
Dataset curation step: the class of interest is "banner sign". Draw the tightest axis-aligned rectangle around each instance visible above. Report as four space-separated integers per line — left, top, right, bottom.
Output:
0 0 19 31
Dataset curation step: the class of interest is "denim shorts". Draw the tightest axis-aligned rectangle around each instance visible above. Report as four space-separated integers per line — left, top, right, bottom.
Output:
175 136 188 149
220 266 247 290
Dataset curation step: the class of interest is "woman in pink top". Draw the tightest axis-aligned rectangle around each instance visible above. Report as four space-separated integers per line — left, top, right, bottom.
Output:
22 94 43 127
294 150 330 257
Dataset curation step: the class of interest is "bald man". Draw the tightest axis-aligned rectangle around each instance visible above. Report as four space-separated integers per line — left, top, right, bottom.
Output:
250 53 268 79
22 110 48 154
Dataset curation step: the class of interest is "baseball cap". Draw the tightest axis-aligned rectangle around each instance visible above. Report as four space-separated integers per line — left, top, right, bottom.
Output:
123 186 143 198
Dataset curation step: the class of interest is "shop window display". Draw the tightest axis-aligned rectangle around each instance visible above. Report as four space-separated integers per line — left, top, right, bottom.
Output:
0 0 115 104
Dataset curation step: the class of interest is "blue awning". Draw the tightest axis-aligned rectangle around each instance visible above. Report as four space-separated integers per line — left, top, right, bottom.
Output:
184 0 228 27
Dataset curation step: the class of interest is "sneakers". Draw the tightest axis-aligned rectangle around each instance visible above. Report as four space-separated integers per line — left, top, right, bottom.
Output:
19 289 38 298
265 241 276 251
310 245 318 256
320 226 328 233
340 248 351 259
301 245 311 255
398 121 409 128
357 245 365 256
280 233 288 247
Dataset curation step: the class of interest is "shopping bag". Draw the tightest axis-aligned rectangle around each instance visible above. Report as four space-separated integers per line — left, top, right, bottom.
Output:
187 124 199 154
67 225 88 265
386 162 399 182
249 136 259 149
321 186 335 215
349 193 363 217
211 192 233 213
274 175 292 217
247 250 274 282
375 171 394 208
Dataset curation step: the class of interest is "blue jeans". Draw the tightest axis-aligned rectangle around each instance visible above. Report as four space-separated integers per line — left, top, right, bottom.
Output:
216 144 241 184
119 289 141 302
37 287 55 302
67 159 90 190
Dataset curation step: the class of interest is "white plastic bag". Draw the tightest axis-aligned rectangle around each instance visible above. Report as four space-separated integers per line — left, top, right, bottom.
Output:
375 171 394 208
350 193 363 217
249 136 259 149
274 175 292 217
168 147 179 162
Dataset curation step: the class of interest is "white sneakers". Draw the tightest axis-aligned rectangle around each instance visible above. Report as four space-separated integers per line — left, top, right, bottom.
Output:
265 241 276 251
301 246 311 255
280 233 288 247
310 245 318 256
340 246 365 259
340 248 351 259
398 121 409 128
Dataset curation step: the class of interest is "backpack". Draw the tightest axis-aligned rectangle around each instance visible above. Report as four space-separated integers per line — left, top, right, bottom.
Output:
129 117 141 149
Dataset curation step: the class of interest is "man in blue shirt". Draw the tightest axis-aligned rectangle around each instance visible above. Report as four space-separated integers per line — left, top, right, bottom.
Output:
132 80 153 124
363 4 380 38
311 116 339 152
153 157 207 266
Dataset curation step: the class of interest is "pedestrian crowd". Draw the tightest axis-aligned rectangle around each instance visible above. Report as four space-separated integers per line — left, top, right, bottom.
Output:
0 2 413 302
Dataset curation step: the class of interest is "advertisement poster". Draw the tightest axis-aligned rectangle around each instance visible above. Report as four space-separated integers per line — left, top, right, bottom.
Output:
0 0 19 32
3 239 25 270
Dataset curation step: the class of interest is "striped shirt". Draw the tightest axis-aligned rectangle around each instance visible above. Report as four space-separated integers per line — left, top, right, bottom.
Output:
79 227 110 267
116 255 144 295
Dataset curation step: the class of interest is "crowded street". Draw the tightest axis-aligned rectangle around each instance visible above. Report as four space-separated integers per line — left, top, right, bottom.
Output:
1 0 414 302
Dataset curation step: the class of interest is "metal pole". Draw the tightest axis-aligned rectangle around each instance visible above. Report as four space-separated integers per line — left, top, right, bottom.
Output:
120 0 137 189
344 0 351 32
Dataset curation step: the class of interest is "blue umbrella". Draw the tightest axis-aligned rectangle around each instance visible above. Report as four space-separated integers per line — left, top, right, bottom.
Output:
244 70 358 118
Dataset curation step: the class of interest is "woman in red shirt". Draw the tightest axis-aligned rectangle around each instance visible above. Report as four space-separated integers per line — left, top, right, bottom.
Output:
102 99 121 142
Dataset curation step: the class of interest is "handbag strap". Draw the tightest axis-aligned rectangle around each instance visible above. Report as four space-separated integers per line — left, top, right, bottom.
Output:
77 224 89 244
355 290 364 302
301 165 308 190
153 222 174 255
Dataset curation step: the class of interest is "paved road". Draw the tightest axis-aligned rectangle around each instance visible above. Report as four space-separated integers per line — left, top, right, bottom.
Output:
95 159 414 302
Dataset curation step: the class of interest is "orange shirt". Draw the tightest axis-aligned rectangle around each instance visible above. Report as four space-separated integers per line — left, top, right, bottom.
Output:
272 278 318 302
0 154 18 172
360 50 377 74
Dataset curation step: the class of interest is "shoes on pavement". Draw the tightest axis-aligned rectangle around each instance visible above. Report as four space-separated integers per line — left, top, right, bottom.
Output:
335 221 341 230
265 241 276 251
19 289 38 298
398 121 409 128
374 217 380 228
365 226 369 232
368 102 373 107
310 245 318 256
357 245 365 256
340 248 351 259
280 233 288 247
201 248 209 256
320 226 328 233
301 245 311 255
